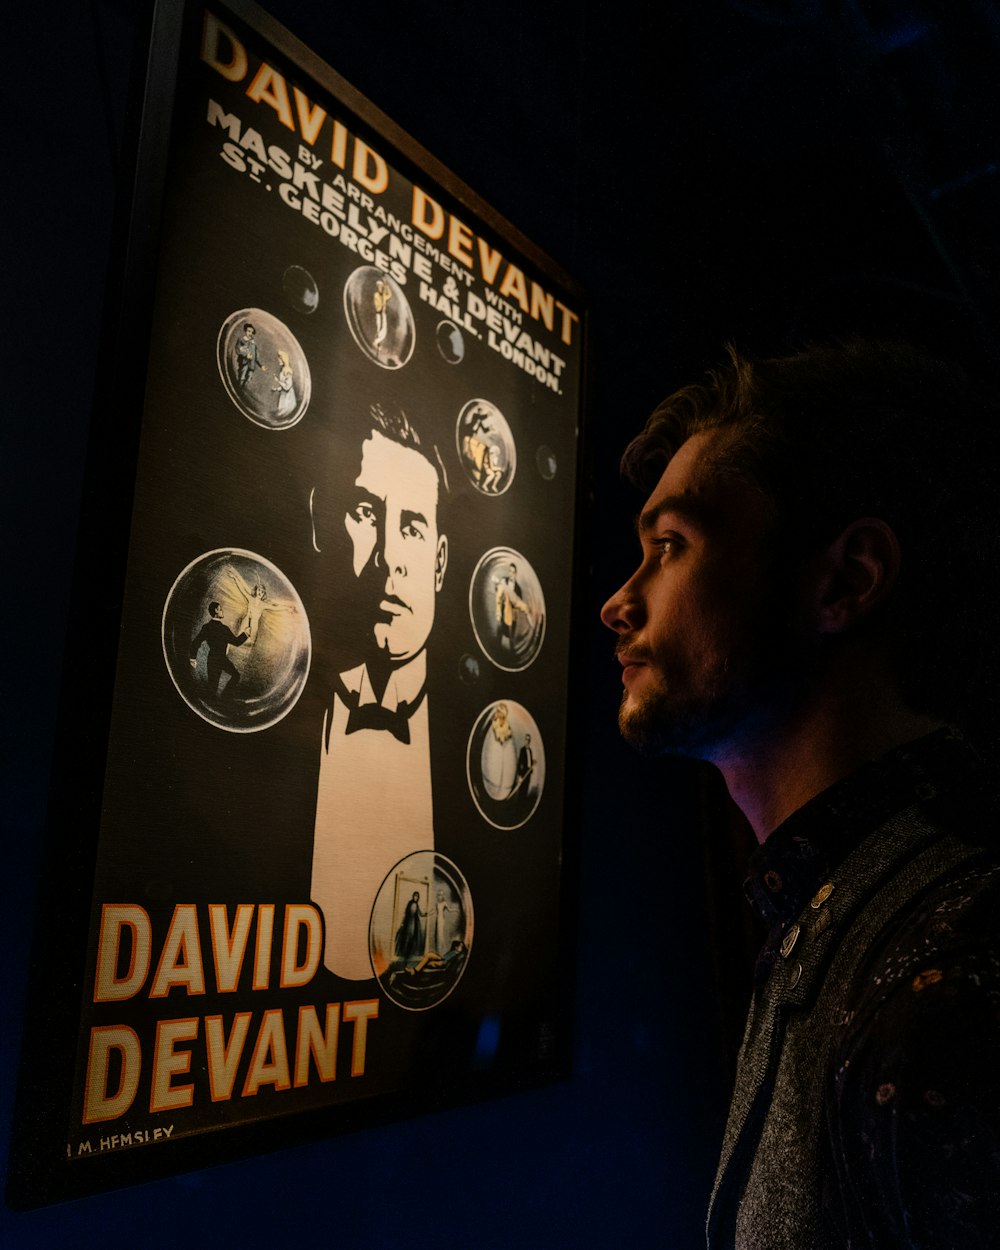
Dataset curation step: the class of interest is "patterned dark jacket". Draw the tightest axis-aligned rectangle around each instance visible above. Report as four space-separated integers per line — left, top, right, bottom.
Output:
708 732 1000 1248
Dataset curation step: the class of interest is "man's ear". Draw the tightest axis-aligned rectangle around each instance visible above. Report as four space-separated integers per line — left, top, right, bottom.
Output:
435 535 448 592
812 517 901 635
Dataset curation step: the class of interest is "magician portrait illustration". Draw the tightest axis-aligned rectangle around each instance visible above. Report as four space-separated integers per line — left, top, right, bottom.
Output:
308 401 449 980
21 6 584 1186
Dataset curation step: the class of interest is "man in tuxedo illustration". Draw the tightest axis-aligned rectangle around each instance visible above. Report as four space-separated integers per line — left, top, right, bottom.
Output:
495 561 530 652
189 601 248 697
517 732 534 785
310 403 448 979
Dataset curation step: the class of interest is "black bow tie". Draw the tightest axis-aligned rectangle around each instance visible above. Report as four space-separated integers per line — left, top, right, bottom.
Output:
346 700 412 743
340 679 427 745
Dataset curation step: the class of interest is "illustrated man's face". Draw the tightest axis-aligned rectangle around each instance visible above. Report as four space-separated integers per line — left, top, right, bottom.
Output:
211 604 223 619
244 325 254 338
600 430 802 763
344 429 447 664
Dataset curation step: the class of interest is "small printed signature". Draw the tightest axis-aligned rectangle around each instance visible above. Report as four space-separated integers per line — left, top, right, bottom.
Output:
68 1125 175 1158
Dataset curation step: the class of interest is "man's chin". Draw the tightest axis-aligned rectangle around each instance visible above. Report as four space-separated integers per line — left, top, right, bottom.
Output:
371 629 423 667
373 625 402 655
618 689 717 761
619 690 671 755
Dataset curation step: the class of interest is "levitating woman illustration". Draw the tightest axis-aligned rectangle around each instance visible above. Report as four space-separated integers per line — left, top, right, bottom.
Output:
225 567 296 645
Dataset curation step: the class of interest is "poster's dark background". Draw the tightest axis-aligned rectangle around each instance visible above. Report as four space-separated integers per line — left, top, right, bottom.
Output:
4 0 998 1244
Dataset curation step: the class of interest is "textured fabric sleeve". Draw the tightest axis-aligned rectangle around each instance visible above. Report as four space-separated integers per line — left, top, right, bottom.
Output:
827 873 1000 1247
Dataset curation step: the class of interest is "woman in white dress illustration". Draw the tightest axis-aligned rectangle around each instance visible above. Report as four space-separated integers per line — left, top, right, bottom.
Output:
481 702 518 800
271 349 297 420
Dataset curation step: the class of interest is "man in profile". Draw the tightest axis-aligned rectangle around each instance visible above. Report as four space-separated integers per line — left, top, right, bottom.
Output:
310 403 448 980
601 341 1000 1247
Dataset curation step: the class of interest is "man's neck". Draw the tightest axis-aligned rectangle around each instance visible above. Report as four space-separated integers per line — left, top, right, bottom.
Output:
715 683 946 843
342 650 426 708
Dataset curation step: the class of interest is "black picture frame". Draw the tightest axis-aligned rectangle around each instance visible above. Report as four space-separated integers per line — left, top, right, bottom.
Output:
8 0 588 1206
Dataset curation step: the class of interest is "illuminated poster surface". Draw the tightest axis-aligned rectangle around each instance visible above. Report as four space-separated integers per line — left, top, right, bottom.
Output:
9 0 585 1203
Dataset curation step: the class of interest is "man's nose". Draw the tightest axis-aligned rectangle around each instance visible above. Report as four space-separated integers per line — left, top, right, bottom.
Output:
600 576 642 634
381 528 406 577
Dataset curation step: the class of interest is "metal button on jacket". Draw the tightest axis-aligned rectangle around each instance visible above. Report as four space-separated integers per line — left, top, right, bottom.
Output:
780 923 801 958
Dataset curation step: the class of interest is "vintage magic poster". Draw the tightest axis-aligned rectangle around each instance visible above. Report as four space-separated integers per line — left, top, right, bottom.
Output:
10 0 585 1202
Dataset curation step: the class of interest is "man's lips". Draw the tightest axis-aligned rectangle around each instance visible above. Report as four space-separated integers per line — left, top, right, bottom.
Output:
378 593 410 617
615 642 649 665
615 645 650 684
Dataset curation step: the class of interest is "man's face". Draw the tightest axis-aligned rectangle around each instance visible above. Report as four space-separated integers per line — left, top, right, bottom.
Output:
344 430 447 664
601 430 802 763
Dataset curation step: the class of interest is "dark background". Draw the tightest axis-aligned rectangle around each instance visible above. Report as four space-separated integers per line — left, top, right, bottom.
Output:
4 0 998 1245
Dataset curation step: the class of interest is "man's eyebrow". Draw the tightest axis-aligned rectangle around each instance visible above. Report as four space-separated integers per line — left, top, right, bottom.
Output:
635 494 710 536
401 509 429 529
349 486 382 509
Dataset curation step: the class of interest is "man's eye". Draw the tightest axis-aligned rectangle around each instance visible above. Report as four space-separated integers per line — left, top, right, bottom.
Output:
653 535 682 559
351 503 375 524
403 523 425 541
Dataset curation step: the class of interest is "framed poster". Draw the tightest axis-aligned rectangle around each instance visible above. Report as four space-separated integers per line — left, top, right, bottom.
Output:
8 0 587 1205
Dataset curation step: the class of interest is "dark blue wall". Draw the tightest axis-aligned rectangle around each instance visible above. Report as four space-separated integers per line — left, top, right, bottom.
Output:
5 1 996 1244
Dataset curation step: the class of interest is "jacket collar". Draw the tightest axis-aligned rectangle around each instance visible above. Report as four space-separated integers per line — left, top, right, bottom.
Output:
744 728 983 983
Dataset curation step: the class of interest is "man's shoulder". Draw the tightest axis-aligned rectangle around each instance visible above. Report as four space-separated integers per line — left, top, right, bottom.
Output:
828 847 1000 1247
843 837 1000 1030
